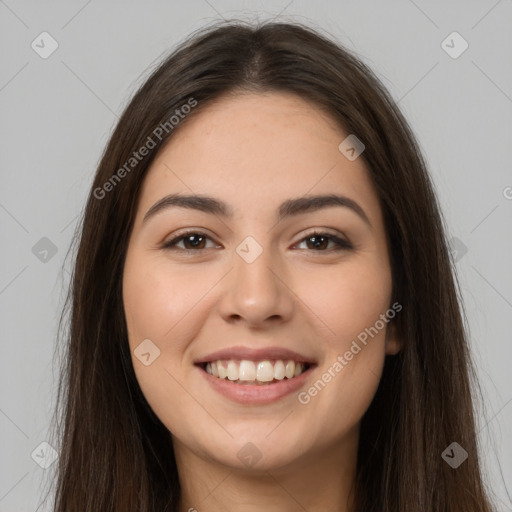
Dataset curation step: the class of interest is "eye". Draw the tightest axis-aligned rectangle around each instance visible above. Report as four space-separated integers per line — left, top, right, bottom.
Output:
162 230 220 251
162 229 353 253
294 230 353 252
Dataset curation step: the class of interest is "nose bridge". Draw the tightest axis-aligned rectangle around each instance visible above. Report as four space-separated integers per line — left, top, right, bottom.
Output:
219 233 294 324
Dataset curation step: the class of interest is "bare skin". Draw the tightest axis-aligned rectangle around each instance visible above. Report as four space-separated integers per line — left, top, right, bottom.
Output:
122 91 401 512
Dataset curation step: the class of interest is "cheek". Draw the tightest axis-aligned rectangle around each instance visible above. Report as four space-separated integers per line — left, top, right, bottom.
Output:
122 252 210 433
293 260 391 432
122 250 228 418
123 252 212 347
297 257 392 348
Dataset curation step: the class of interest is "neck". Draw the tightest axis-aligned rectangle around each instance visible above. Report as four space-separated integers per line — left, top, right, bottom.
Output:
174 429 359 512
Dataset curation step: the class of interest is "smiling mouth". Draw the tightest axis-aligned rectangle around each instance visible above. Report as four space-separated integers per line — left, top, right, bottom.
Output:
198 359 313 385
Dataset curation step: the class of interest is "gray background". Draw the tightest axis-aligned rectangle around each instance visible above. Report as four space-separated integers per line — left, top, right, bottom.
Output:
1 0 511 510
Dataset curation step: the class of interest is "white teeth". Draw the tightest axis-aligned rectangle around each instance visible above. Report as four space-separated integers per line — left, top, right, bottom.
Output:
256 361 274 382
217 363 227 379
239 360 256 381
226 361 239 381
285 360 295 379
274 360 285 380
205 359 308 383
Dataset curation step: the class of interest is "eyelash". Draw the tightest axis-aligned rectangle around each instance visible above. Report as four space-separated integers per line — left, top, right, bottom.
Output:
161 229 353 253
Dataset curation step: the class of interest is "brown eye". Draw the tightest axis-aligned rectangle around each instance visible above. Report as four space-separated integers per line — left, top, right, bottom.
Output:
162 231 219 251
295 231 353 252
162 230 352 253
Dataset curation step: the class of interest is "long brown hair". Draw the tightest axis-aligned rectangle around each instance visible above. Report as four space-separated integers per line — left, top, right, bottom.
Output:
46 20 495 511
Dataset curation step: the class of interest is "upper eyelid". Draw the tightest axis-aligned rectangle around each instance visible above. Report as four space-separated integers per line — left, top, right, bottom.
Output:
164 229 219 245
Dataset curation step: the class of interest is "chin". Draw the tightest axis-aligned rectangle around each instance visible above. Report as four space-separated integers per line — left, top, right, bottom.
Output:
204 436 308 473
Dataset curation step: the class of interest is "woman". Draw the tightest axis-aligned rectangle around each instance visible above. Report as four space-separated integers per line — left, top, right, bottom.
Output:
49 20 495 511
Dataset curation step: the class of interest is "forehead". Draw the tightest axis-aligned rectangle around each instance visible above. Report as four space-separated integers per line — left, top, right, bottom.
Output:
136 92 382 225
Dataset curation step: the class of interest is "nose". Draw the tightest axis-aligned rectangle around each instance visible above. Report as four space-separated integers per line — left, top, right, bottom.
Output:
217 240 295 328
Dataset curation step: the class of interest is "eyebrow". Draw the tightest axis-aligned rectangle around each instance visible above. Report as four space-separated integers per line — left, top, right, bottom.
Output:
143 193 372 228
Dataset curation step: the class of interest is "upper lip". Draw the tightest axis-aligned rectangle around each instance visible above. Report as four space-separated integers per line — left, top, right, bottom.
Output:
194 345 317 365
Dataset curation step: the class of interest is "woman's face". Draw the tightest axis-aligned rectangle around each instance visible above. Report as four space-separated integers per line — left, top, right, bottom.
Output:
122 91 400 472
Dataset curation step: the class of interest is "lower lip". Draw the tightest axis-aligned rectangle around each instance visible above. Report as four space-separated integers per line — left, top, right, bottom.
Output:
197 365 316 405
